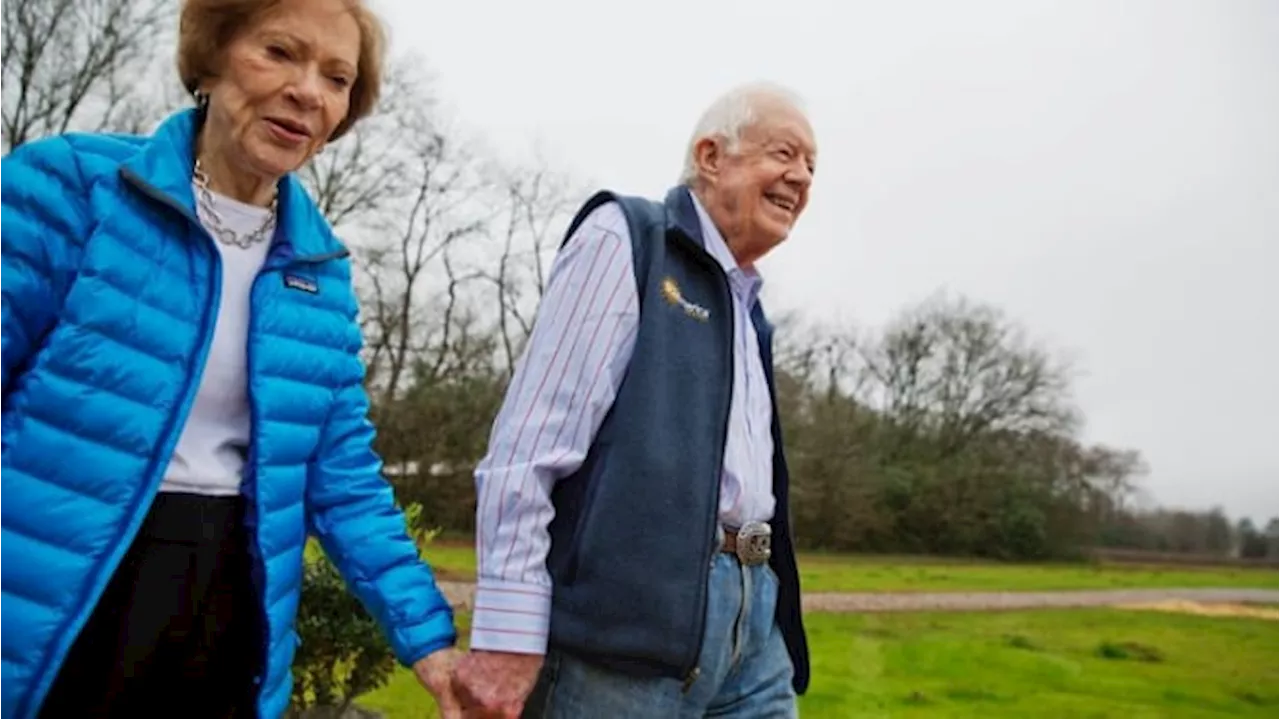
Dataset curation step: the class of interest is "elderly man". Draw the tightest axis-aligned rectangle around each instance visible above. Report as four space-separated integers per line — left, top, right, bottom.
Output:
451 82 817 718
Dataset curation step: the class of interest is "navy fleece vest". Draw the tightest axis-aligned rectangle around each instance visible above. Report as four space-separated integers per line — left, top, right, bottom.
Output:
544 186 810 694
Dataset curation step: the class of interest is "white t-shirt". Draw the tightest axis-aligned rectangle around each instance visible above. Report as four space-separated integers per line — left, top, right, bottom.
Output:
158 186 273 496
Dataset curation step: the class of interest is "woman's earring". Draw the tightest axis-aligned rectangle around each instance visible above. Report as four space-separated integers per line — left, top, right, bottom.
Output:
193 90 210 116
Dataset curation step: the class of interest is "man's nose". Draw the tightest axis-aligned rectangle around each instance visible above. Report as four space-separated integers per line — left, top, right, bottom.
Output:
785 161 813 189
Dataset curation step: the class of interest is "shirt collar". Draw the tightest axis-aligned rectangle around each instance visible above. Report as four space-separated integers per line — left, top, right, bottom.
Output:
688 190 764 306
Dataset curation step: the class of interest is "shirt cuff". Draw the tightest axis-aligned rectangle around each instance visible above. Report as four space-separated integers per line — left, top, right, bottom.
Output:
468 578 552 655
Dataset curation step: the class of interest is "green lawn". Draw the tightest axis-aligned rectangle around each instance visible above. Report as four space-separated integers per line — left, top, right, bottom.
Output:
358 609 1277 718
423 542 1278 592
801 609 1276 718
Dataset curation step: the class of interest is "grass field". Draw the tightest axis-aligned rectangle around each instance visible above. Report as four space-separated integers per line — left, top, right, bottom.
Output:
358 609 1277 718
422 542 1279 592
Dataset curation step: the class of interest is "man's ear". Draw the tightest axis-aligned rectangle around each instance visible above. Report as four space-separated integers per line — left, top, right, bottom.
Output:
693 136 722 182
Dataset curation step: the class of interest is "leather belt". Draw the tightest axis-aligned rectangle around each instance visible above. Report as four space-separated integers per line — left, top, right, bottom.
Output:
719 521 772 566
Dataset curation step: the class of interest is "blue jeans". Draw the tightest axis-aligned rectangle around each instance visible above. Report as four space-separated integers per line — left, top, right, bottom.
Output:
526 552 798 718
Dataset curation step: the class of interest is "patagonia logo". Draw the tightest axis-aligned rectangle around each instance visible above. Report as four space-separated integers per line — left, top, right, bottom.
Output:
661 277 710 322
283 274 318 294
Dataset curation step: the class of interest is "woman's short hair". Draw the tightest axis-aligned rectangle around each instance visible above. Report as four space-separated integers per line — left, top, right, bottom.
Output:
176 0 386 141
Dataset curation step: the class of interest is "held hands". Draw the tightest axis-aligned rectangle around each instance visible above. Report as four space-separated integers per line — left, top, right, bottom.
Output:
413 648 464 719
413 647 542 718
450 650 544 719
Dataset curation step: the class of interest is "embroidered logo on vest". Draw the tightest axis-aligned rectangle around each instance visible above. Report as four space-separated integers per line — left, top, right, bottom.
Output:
661 277 709 322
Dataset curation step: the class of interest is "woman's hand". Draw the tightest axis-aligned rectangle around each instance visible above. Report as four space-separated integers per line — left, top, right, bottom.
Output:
451 650 544 719
413 647 464 719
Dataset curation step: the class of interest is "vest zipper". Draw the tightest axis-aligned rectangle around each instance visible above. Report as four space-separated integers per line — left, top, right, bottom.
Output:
683 268 735 691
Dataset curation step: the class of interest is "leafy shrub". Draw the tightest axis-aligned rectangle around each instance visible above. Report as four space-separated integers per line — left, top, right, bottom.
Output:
287 502 439 716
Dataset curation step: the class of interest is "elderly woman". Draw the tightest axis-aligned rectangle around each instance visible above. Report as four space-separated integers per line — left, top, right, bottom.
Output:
0 0 461 717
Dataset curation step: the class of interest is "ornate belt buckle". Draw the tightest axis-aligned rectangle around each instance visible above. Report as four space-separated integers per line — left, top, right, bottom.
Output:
736 521 772 566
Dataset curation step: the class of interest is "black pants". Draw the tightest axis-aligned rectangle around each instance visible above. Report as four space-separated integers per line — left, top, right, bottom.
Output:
39 492 263 718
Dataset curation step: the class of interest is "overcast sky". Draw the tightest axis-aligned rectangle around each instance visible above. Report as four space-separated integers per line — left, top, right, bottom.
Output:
374 0 1278 521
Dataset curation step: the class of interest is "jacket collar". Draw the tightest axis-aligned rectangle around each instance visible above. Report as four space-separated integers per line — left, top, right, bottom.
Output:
119 107 347 261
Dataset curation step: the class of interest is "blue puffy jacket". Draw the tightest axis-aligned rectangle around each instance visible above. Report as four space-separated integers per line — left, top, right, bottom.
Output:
0 109 456 718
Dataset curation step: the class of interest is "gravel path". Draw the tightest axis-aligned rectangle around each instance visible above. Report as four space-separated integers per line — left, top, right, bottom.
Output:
798 587 1277 612
436 581 1276 613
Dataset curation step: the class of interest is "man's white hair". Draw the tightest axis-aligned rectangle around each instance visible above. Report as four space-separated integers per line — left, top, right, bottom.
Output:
678 82 807 185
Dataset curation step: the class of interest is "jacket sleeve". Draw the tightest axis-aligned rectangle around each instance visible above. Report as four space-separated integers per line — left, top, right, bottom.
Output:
1 137 91 395
306 287 457 666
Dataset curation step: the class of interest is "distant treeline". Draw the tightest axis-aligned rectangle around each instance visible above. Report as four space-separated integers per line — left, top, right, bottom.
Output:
372 293 1274 564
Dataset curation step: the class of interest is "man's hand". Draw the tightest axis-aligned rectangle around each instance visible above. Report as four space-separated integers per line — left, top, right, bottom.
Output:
451 650 544 719
413 648 463 719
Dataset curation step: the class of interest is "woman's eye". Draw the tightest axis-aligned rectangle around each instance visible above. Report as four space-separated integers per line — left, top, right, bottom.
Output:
329 76 351 88
267 44 290 59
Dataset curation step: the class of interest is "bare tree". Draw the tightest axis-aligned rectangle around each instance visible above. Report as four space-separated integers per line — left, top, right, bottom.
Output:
378 133 486 403
2 0 171 150
860 291 1078 456
292 57 486 404
297 61 430 389
1078 443 1148 513
774 315 865 403
343 84 489 407
483 165 580 373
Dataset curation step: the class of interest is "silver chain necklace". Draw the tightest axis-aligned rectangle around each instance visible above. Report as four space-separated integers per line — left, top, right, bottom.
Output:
193 159 278 250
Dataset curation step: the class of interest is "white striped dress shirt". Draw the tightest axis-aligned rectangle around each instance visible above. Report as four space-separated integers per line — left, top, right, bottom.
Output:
470 190 775 655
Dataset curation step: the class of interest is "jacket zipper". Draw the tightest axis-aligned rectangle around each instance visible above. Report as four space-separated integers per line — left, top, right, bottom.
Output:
241 249 344 699
240 248 281 698
28 170 226 717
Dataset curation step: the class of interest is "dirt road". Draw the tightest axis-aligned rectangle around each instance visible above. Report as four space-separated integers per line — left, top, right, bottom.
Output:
797 587 1276 612
436 581 1276 613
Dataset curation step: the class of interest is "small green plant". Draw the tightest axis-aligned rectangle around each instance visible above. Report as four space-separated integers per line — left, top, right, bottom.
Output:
402 501 442 550
1003 634 1039 651
288 502 440 717
289 549 397 716
903 690 931 705
1095 640 1163 663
